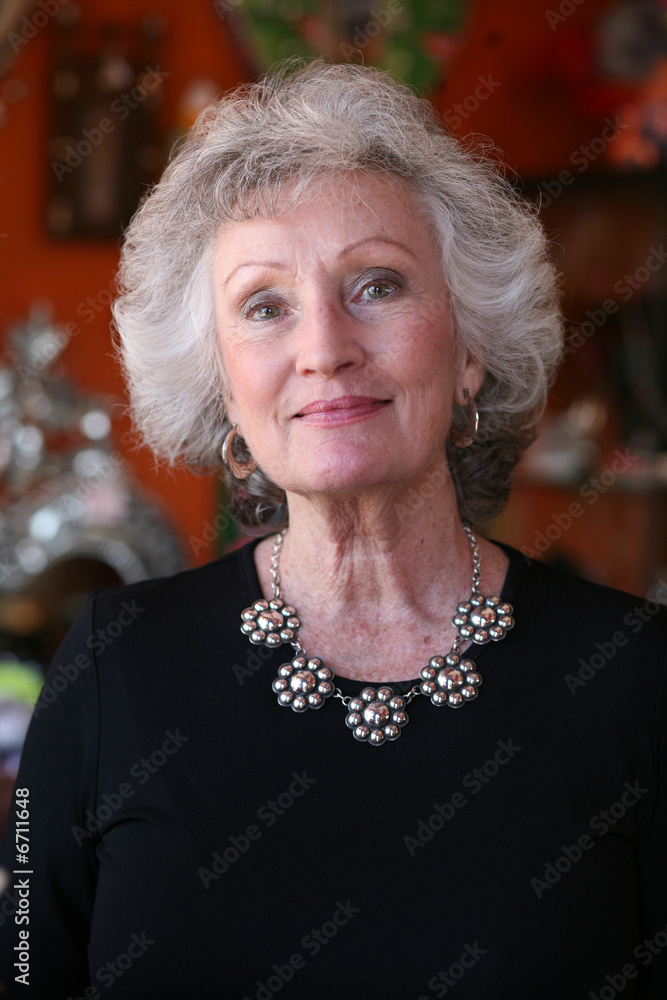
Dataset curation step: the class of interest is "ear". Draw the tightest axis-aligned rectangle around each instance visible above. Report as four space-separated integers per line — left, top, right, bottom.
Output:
453 347 484 406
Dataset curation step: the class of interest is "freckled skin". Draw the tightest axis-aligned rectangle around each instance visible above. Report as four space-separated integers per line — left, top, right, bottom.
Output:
214 171 479 498
213 171 508 682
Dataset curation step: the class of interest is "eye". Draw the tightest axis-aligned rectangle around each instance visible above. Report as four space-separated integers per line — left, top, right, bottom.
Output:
243 297 284 321
355 271 402 305
253 303 281 320
363 281 395 300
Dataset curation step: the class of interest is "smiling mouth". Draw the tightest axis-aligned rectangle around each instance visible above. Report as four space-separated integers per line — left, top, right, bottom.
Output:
294 396 391 417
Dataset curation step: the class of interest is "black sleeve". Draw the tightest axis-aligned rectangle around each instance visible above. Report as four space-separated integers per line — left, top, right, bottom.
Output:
637 637 667 997
0 594 100 999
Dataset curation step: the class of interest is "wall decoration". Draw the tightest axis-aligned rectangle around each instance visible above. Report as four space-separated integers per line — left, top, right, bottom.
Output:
0 306 187 672
46 10 167 239
597 0 667 168
0 0 36 78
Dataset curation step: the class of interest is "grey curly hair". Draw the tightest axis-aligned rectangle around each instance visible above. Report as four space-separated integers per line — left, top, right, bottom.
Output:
112 57 563 534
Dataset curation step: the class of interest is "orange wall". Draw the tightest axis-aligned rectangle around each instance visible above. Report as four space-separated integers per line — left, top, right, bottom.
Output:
0 0 246 566
435 0 624 176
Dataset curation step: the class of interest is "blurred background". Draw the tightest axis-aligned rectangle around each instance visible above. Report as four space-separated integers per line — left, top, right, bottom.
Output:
0 0 666 821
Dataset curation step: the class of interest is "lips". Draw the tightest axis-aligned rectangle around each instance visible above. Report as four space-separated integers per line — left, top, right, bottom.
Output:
294 395 390 417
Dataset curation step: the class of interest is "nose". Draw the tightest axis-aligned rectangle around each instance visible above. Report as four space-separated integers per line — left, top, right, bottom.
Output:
294 299 366 379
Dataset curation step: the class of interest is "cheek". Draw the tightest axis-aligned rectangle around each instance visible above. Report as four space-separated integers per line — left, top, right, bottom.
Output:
221 344 287 440
400 316 456 391
397 325 458 435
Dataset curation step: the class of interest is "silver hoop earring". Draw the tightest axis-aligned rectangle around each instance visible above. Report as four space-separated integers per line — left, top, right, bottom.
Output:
449 388 479 448
221 425 258 479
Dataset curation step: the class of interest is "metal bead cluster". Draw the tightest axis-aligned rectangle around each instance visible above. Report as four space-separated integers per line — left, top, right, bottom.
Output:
239 523 516 746
419 653 482 708
272 656 335 711
345 686 409 746
241 597 301 647
452 594 514 644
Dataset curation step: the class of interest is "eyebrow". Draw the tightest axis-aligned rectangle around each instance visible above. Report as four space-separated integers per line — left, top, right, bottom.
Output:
222 237 417 288
223 261 287 288
337 236 418 260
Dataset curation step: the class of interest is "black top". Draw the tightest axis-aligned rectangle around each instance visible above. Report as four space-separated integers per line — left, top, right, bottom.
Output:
1 539 666 999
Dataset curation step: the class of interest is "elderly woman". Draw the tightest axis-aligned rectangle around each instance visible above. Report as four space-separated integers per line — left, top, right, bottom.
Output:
1 59 666 1000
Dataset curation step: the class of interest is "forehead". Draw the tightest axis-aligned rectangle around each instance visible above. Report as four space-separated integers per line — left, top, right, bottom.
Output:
214 170 440 271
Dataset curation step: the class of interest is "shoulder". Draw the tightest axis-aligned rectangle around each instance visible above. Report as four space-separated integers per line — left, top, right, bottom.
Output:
43 541 261 688
498 539 667 625
495 540 667 691
89 539 259 625
38 541 263 714
495 538 667 665
482 544 667 780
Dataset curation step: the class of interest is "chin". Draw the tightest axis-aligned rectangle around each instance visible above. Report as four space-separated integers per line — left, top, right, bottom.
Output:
283 453 412 499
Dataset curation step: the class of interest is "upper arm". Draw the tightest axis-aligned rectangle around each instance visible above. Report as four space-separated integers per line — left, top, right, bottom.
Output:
0 593 100 999
636 617 667 996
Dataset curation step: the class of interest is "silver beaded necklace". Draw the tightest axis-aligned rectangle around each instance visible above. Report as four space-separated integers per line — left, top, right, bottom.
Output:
240 524 514 746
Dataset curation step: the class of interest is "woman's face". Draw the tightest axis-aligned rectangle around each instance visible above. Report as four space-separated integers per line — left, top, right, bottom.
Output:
213 171 482 499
